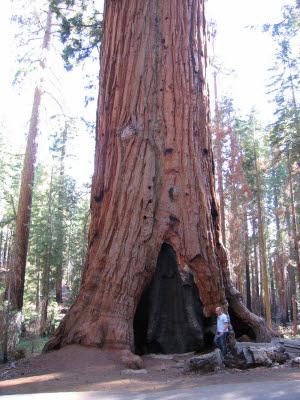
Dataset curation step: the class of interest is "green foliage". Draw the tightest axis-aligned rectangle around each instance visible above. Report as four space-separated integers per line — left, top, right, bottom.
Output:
0 125 23 230
21 116 91 315
50 0 103 70
265 1 300 165
18 335 49 355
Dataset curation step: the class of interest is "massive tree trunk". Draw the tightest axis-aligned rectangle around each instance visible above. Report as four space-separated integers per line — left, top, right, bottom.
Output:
44 0 271 357
7 8 53 311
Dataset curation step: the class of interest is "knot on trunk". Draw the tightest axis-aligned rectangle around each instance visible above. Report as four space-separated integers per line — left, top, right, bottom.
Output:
120 124 136 140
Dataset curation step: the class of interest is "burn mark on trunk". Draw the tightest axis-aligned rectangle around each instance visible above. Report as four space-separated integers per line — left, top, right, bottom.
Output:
146 199 153 207
164 148 173 155
169 187 175 201
169 215 180 222
189 253 201 262
94 189 104 203
169 215 180 232
211 199 218 220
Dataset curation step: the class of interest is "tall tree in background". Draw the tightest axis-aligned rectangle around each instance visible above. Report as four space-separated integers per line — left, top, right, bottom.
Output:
50 124 69 304
266 0 300 290
241 112 272 327
45 0 271 361
254 140 272 329
8 4 53 310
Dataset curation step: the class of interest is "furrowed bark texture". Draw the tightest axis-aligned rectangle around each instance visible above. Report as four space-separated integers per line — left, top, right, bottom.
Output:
44 0 271 354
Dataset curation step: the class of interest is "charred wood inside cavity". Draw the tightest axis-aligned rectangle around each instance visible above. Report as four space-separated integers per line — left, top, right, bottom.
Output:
228 306 256 341
134 243 215 355
211 199 218 220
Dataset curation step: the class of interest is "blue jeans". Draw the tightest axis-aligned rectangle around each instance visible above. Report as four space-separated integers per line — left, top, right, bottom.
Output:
214 332 228 356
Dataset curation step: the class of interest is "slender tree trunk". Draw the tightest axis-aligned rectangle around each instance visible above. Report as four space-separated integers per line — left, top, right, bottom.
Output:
0 231 3 269
269 257 277 322
2 230 9 271
286 205 297 320
44 0 271 358
272 173 287 325
66 217 73 286
254 149 272 329
55 128 67 303
252 213 260 315
2 286 11 363
8 8 53 310
244 208 251 311
3 228 13 273
36 259 40 312
251 257 256 313
288 263 297 330
287 148 300 293
41 169 54 336
292 294 297 336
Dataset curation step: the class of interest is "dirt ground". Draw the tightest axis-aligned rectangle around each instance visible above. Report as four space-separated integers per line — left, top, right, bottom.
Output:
0 344 300 395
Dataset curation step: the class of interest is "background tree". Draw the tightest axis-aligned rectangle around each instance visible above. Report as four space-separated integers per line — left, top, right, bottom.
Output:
49 0 102 70
265 0 300 291
8 2 53 310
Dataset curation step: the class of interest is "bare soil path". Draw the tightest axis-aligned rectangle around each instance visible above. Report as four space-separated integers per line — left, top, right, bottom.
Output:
0 345 300 396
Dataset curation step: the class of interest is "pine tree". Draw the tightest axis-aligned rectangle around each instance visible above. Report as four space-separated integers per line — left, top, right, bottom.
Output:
50 0 102 70
8 2 54 311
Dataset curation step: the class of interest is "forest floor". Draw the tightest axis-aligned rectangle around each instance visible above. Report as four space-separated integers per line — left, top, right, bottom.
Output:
0 344 300 395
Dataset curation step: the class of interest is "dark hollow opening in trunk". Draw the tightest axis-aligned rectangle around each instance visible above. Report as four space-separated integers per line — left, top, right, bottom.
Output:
228 306 256 341
134 243 215 355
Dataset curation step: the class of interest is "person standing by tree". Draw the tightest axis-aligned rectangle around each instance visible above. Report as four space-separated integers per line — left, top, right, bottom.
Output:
214 307 229 356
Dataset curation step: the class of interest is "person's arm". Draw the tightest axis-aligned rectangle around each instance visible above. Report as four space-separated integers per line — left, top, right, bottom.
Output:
219 322 228 336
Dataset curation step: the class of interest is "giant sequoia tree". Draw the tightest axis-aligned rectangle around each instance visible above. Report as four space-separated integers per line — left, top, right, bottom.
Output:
44 0 271 360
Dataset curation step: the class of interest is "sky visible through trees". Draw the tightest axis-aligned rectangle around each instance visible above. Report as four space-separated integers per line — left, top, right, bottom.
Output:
0 0 294 171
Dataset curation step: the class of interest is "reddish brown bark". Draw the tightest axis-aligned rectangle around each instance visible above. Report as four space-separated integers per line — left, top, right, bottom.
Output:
44 0 271 357
8 8 53 310
213 71 226 246
273 254 288 325
244 208 251 312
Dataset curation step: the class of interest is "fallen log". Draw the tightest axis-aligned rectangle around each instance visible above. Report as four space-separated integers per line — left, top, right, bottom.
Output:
223 342 289 370
278 339 300 357
178 349 223 373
